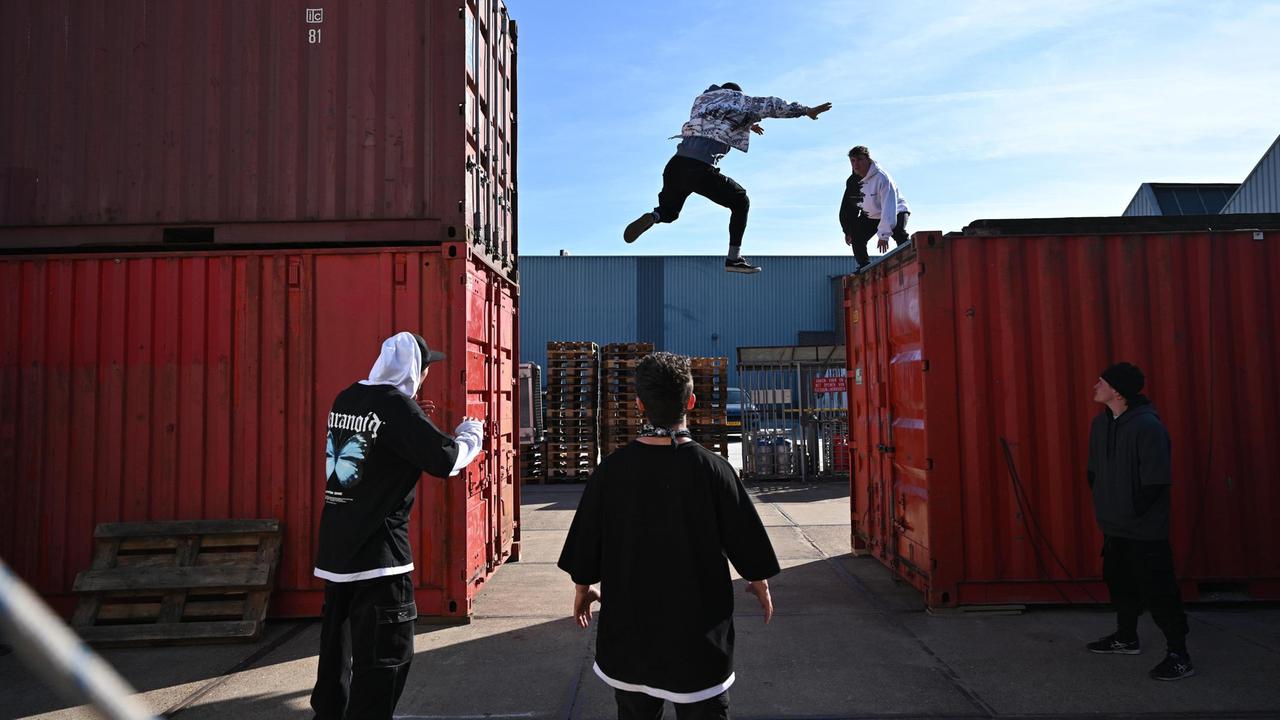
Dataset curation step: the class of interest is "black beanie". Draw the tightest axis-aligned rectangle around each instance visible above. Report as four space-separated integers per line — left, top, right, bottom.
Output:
1101 362 1144 400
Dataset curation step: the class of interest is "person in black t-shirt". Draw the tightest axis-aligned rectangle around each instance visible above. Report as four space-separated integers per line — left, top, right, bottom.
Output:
310 332 484 719
558 352 779 720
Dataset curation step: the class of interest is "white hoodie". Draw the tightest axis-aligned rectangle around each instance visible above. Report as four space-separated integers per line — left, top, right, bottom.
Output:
359 332 483 475
858 161 911 242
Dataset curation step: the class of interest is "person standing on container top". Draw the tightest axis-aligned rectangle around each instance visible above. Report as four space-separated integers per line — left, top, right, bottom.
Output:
622 83 832 274
1085 362 1194 681
558 352 779 720
310 332 485 719
843 145 910 271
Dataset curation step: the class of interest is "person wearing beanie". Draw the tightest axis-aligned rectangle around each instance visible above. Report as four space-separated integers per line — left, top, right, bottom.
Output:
622 83 832 274
1085 362 1193 681
310 332 485 719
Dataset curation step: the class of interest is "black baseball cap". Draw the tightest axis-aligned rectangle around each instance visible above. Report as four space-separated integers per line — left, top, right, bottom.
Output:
411 333 446 365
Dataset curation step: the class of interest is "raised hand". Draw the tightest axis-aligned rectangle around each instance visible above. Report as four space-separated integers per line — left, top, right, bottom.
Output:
806 102 832 120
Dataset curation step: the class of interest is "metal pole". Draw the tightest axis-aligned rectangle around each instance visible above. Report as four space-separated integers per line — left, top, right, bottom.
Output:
0 558 159 720
796 361 807 482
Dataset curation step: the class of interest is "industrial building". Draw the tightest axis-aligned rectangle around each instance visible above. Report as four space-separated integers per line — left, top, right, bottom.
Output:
1123 134 1280 215
518 255 853 387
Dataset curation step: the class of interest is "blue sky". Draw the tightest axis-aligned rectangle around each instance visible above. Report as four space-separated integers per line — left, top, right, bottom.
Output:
505 1 1280 257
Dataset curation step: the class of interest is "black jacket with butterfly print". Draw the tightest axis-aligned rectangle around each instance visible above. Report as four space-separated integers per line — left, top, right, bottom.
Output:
314 382 460 582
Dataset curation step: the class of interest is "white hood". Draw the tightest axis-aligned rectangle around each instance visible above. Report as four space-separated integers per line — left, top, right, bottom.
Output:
359 332 425 398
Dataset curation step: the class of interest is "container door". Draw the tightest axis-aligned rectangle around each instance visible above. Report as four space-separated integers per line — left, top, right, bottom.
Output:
885 268 931 585
846 276 890 556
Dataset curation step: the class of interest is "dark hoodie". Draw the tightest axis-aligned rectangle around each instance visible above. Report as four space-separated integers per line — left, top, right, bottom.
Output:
1086 397 1173 541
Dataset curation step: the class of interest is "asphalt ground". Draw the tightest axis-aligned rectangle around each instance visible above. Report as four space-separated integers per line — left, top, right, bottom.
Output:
3 478 1279 720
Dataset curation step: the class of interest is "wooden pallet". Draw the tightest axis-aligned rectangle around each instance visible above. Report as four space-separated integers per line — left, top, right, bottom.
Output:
72 519 281 647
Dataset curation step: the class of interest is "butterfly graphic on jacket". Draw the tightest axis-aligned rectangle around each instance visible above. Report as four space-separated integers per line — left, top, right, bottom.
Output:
326 431 370 488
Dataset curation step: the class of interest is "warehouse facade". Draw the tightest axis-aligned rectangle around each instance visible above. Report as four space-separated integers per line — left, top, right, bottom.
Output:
518 255 855 386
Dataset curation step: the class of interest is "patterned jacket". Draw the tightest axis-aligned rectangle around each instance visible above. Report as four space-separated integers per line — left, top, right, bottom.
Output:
671 85 812 153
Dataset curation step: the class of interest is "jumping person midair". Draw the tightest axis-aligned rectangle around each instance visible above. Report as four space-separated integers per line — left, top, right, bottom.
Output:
623 83 831 274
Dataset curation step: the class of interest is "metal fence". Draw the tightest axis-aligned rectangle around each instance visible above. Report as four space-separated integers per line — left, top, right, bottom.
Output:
737 346 848 481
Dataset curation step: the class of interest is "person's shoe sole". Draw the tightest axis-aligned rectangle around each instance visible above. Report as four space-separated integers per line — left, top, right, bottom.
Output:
624 214 655 243
725 265 762 274
1151 668 1196 681
1089 646 1141 655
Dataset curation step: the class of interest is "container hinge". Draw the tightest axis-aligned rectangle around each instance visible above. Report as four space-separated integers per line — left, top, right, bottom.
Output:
876 444 896 454
460 369 466 385
458 103 464 116
458 6 464 19
925 458 934 470
921 359 930 372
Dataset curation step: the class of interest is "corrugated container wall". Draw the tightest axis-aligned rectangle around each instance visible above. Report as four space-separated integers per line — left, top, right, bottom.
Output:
0 242 519 619
0 0 517 273
520 256 856 386
844 218 1280 607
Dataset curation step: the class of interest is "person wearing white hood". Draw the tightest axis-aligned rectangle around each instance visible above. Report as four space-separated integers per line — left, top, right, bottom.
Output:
844 145 911 271
310 331 484 720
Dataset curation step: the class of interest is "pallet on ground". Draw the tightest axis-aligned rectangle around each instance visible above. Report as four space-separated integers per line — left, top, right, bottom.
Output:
71 519 282 647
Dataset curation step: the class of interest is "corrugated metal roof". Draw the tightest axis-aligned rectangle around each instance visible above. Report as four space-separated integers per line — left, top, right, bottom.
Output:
519 255 857 386
1122 183 1238 216
1222 135 1280 214
1122 184 1161 216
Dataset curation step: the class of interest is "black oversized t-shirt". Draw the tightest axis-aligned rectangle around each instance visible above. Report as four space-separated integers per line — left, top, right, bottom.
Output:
557 440 780 696
314 382 459 581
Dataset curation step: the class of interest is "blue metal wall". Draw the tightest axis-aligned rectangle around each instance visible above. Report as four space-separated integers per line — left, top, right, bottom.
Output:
518 255 856 387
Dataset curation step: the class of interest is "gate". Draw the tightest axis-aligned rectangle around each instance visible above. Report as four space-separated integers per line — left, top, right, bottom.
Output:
737 345 848 481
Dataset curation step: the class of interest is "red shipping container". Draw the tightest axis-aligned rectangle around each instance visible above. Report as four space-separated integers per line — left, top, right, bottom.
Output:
0 0 517 270
844 217 1280 608
0 240 519 619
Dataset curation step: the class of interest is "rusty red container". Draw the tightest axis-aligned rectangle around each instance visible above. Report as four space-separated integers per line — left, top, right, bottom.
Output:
0 0 517 270
0 240 519 619
844 216 1280 608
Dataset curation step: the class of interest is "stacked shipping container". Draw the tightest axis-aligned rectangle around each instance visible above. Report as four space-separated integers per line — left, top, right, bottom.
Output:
0 0 520 620
844 217 1280 608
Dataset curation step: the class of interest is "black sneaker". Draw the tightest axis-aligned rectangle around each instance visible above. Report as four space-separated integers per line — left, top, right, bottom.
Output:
725 257 762 274
1087 633 1141 655
1149 650 1195 681
623 213 656 243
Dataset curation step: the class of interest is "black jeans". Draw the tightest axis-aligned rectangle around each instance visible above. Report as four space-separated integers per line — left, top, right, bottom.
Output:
846 211 909 266
615 689 730 720
1102 536 1189 650
310 573 418 720
655 155 750 248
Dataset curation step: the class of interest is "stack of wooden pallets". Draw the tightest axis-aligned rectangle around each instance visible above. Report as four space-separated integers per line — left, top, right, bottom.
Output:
520 439 544 482
600 342 654 455
519 362 545 483
544 341 600 480
71 519 282 646
688 356 730 458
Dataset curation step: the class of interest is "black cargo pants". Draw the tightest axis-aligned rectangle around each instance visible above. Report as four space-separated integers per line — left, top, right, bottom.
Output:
846 211 909 267
1102 536 1189 650
655 155 750 248
310 573 418 720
